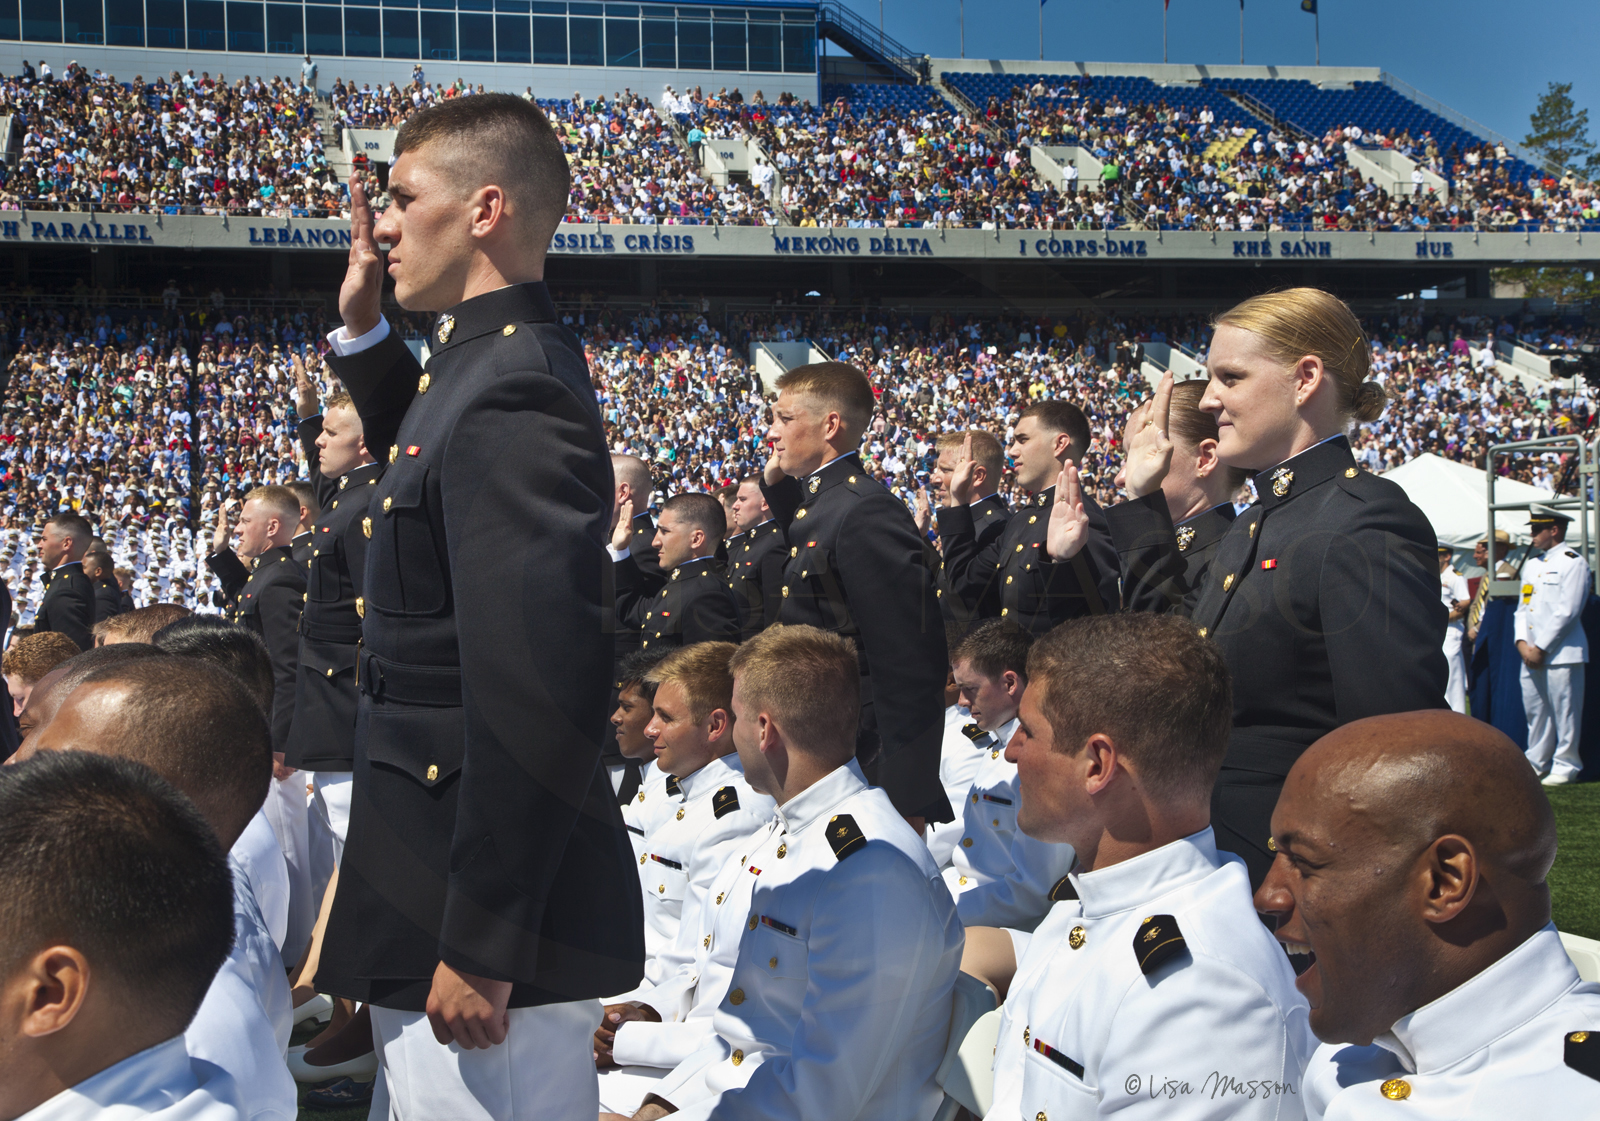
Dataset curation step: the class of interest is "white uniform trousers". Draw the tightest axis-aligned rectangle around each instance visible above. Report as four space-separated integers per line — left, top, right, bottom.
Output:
262 771 316 961
1521 662 1586 779
1444 638 1468 714
596 1065 668 1116
368 999 602 1121
308 770 354 906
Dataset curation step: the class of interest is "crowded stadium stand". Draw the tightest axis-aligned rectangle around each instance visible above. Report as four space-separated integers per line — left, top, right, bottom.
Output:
0 13 1593 638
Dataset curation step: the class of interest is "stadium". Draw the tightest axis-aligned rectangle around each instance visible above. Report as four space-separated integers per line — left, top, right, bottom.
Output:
0 3 1599 1113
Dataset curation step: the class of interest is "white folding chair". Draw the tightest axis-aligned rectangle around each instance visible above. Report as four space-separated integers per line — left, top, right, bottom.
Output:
1561 931 1600 983
932 973 1001 1121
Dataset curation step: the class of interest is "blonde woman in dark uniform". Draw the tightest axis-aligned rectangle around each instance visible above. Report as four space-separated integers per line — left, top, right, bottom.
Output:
1046 288 1448 886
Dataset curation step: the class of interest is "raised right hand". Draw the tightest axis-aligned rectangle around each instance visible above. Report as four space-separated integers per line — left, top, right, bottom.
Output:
291 353 318 419
913 487 932 535
611 497 634 551
210 509 230 556
339 177 383 338
763 448 785 487
947 431 977 506
1123 372 1175 499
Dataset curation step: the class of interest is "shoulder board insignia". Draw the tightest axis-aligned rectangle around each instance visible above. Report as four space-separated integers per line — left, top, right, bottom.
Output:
1566 1031 1600 1081
1133 914 1188 976
1048 873 1079 902
664 775 682 797
826 813 867 861
961 722 984 741
625 824 644 836
1568 550 1582 559
713 786 741 819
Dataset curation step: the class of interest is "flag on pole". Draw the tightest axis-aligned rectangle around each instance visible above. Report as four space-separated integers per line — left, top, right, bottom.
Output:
1301 0 1317 11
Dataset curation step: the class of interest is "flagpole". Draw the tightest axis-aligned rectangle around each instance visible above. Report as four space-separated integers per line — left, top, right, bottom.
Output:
1162 1 1167 64
959 0 964 58
1040 1 1044 61
1315 7 1321 65
1239 2 1244 65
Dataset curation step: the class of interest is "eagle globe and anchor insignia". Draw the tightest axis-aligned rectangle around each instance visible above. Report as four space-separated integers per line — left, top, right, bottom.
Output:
437 314 455 345
1175 524 1196 552
1270 467 1294 498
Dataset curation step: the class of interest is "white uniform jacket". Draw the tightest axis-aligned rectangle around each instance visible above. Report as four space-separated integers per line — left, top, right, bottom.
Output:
655 761 965 1121
943 716 1077 930
623 762 671 861
611 797 779 1072
1515 547 1590 664
229 809 291 954
183 866 297 1121
989 829 1315 1121
928 716 998 867
627 753 776 992
17 1036 251 1120
1305 924 1600 1119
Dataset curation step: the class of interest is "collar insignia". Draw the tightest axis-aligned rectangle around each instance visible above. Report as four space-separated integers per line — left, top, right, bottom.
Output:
437 315 455 345
1176 524 1195 552
808 477 820 494
1270 467 1293 498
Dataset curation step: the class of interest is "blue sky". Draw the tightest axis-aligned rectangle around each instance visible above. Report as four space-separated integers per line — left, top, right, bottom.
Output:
844 0 1599 148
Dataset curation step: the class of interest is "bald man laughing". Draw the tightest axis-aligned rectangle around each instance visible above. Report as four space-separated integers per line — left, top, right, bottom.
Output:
1257 710 1600 1118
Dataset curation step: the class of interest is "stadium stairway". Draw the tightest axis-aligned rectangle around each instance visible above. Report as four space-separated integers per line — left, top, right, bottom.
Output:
314 103 354 186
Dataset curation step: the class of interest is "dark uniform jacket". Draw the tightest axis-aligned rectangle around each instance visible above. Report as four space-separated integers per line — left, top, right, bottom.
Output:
934 492 1010 631
119 588 136 613
321 283 644 1011
937 483 1119 637
615 553 740 652
1112 500 1236 614
761 452 951 823
208 548 250 607
218 545 306 755
284 413 383 772
725 519 785 642
1105 436 1447 885
91 575 126 623
0 578 17 759
35 560 93 651
291 530 315 568
613 512 666 663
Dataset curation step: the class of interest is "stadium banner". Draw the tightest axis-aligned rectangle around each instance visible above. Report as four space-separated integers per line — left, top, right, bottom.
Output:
0 213 1593 264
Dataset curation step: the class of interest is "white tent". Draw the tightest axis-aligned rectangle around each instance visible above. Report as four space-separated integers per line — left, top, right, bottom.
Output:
1382 452 1555 550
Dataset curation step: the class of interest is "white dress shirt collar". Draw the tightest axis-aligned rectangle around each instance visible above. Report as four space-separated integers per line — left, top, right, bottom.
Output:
775 759 869 835
1374 923 1582 1074
1071 827 1222 920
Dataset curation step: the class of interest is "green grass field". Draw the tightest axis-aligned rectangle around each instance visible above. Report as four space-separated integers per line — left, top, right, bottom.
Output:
291 783 1600 1118
1548 782 1600 940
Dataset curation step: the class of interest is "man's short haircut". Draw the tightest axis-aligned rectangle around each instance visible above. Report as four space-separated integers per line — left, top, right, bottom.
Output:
2 630 81 683
288 480 319 523
662 492 726 542
0 751 233 1037
153 616 274 715
646 641 736 722
82 547 113 575
245 484 301 527
775 362 876 442
108 603 192 644
70 657 272 849
611 454 653 503
44 510 93 545
325 390 354 412
728 624 859 763
43 642 164 705
1020 400 1091 461
392 93 571 249
1027 614 1232 804
617 648 665 699
953 619 1033 683
935 429 1005 479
